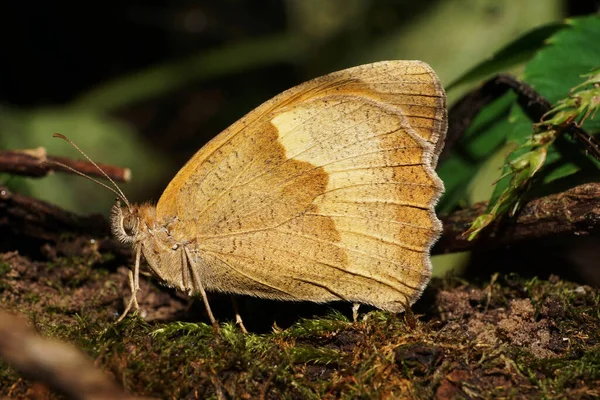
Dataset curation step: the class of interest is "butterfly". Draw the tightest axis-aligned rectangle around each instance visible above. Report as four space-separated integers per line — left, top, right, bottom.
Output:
61 60 447 327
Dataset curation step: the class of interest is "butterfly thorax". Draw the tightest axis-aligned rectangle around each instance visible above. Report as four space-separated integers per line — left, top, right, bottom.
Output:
111 202 196 293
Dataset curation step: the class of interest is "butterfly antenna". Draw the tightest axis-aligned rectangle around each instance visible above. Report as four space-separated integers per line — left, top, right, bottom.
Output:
52 133 131 209
45 159 127 203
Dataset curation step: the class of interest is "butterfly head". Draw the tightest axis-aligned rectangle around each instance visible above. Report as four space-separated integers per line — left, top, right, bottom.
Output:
110 200 187 292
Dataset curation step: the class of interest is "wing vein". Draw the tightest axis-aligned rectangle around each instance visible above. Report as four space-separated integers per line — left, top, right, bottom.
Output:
330 198 433 210
203 243 418 292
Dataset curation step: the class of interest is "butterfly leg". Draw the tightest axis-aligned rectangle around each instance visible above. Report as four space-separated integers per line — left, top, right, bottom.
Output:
230 296 248 333
352 303 360 322
184 247 217 327
117 244 141 322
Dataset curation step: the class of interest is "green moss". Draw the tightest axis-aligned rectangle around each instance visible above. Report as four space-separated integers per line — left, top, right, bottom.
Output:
521 347 600 396
290 345 343 365
0 362 22 396
151 321 213 339
0 262 10 276
279 310 350 338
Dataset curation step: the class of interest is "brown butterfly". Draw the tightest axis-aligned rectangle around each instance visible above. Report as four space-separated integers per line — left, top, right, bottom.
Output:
60 60 447 328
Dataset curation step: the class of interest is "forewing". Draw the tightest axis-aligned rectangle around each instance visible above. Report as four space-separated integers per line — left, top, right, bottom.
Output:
157 60 447 311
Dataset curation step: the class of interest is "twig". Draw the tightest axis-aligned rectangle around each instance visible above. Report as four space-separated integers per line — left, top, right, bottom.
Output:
0 185 109 241
0 185 130 260
0 310 152 400
434 182 600 254
0 147 131 182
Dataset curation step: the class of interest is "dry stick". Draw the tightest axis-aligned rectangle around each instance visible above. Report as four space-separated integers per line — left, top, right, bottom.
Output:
0 310 152 400
0 185 129 260
0 148 131 182
434 182 600 254
0 186 108 240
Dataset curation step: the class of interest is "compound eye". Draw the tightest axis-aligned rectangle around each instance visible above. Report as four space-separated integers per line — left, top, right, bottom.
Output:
122 215 137 237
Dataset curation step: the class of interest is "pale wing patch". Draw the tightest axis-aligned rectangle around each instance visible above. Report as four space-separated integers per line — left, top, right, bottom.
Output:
272 98 439 309
274 99 422 167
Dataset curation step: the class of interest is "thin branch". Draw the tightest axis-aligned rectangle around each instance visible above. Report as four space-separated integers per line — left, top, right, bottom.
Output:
434 182 600 254
0 310 151 400
0 148 131 182
0 185 108 241
0 185 130 260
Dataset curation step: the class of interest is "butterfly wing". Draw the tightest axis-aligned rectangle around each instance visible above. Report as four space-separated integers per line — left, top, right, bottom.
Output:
156 60 446 311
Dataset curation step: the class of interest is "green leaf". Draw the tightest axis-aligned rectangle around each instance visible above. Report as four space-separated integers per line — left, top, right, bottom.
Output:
524 15 600 133
506 15 600 185
446 22 565 92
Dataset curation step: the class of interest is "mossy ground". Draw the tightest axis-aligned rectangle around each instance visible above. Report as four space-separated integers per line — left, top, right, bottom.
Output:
1 243 599 399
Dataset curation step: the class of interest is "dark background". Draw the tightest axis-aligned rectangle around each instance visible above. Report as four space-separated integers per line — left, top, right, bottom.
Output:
2 1 596 105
